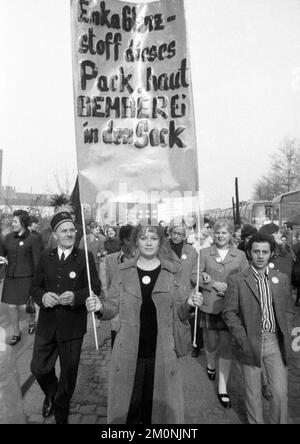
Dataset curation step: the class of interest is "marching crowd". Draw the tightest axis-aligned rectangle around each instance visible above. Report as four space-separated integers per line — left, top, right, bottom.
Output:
0 204 298 424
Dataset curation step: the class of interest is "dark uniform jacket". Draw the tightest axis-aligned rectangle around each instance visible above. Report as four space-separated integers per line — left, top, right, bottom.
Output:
3 231 41 277
31 247 101 342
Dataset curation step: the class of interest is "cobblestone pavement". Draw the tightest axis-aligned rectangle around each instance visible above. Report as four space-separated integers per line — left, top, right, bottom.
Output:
22 306 300 425
1 263 299 425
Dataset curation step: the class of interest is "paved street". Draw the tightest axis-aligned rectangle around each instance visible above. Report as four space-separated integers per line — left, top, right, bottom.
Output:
23 319 247 425
1 300 300 425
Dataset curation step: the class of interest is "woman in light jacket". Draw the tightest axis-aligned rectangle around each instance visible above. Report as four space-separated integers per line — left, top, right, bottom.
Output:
191 219 248 408
86 223 202 424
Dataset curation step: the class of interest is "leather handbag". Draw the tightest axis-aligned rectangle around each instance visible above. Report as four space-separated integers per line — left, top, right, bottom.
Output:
199 287 225 315
25 296 36 314
173 301 191 358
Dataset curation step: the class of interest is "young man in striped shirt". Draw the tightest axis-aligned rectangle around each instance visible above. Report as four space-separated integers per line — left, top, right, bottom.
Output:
222 232 293 424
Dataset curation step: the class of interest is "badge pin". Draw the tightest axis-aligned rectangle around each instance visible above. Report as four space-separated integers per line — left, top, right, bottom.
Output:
216 257 221 263
142 276 151 285
269 262 274 269
69 271 76 279
181 254 187 260
19 241 24 246
272 277 279 284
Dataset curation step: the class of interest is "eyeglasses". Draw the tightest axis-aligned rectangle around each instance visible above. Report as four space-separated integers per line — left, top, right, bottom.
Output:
172 231 185 236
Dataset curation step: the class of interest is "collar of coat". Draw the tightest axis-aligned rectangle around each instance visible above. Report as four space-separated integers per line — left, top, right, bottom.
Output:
119 254 178 274
241 265 283 304
165 240 194 261
49 246 79 258
209 244 238 261
14 229 30 240
116 255 178 298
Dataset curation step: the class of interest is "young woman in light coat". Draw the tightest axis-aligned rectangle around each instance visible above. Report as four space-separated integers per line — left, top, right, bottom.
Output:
86 224 202 424
191 219 248 408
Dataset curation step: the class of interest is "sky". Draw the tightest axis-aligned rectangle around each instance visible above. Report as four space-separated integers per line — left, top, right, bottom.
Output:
0 0 300 210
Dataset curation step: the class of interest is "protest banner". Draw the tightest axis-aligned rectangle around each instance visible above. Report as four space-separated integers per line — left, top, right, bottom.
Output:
71 0 200 224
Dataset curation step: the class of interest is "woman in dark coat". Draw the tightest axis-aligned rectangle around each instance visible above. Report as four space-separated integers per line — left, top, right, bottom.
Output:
86 224 203 424
0 210 42 345
104 226 121 255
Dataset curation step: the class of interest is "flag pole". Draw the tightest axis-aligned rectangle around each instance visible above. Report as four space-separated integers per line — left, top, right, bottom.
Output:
81 203 99 350
192 191 201 348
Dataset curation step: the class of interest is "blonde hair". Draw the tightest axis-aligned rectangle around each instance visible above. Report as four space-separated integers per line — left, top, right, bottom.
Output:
213 219 234 235
131 225 166 254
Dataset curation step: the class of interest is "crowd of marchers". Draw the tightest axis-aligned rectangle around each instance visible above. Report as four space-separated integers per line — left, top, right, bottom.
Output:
0 205 298 425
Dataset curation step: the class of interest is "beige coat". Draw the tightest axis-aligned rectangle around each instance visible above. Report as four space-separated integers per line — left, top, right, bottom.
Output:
191 245 248 314
101 257 191 424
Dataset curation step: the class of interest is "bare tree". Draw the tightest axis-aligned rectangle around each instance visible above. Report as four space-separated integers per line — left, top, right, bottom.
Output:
45 164 76 196
27 195 49 216
253 137 300 200
54 165 77 196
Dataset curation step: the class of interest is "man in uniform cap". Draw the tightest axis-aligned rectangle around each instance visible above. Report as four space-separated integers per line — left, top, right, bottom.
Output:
30 211 101 424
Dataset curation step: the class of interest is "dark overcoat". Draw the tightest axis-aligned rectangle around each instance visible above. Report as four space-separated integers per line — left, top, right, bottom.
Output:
3 231 41 277
1 231 42 304
222 267 294 367
100 257 192 424
31 247 101 342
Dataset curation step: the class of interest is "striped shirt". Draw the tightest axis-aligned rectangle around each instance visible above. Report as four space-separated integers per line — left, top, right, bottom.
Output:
251 265 276 333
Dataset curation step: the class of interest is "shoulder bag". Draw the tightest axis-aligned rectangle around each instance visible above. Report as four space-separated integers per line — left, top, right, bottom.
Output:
25 296 36 315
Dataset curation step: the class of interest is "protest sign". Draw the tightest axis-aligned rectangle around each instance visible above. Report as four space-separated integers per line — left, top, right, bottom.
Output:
71 0 199 223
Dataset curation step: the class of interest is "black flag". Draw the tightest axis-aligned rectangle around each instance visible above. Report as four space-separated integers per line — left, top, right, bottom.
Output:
69 176 82 227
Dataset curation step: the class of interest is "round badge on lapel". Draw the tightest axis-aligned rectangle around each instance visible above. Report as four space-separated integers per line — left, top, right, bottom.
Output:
269 262 274 269
216 257 221 263
142 276 151 285
69 271 76 279
181 254 187 260
272 277 279 284
19 241 24 246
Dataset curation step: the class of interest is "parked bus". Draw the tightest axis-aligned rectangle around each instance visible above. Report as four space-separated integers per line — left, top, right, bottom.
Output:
213 200 272 230
272 189 300 228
